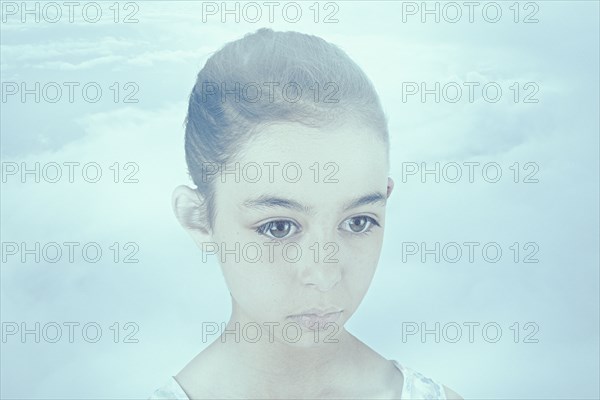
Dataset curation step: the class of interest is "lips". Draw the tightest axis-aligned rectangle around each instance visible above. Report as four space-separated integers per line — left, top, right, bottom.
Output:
287 309 344 330
290 308 343 317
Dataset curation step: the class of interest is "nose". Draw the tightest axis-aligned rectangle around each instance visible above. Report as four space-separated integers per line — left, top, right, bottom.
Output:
299 244 342 292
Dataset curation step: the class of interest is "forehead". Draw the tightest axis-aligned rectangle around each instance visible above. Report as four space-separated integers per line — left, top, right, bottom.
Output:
215 121 389 209
245 121 386 170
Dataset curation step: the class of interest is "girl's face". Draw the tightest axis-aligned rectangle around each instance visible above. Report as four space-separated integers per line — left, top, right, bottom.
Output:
209 120 393 346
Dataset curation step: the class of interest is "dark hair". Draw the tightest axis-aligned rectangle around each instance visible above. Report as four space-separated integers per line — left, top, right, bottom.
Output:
184 28 389 231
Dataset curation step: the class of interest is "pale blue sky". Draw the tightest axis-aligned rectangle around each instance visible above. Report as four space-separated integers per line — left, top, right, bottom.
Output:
1 1 599 399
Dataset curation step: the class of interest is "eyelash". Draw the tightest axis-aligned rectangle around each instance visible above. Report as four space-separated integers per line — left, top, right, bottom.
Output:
255 216 381 240
339 216 381 237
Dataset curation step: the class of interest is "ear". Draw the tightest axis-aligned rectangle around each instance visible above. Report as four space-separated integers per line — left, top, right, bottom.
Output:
386 177 395 199
172 185 213 249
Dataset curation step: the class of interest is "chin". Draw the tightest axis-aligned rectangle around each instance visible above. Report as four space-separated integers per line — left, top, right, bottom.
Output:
274 321 345 348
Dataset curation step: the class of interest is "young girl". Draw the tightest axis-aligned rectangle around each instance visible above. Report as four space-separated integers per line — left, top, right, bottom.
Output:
151 28 462 400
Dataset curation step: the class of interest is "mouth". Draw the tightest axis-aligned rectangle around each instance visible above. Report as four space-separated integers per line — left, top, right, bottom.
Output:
290 308 344 318
287 310 344 330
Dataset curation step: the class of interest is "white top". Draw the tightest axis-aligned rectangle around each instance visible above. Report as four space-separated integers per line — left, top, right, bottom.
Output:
149 360 447 399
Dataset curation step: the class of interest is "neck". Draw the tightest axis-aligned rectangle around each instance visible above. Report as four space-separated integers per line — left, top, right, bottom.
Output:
208 306 364 398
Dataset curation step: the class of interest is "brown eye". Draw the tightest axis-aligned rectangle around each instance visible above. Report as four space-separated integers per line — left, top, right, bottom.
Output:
257 220 299 239
270 221 290 238
342 216 380 234
348 216 368 232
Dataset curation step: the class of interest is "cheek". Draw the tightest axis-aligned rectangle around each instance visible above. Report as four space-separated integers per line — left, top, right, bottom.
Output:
345 254 378 290
221 258 293 315
341 237 383 290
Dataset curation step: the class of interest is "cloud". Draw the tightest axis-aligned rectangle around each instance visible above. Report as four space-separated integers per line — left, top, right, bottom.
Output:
1 3 598 398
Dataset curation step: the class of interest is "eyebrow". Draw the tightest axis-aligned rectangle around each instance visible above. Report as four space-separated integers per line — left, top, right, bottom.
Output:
241 192 386 214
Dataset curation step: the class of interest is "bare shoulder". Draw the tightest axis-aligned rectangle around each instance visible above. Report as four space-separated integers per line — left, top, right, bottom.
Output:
175 348 230 399
443 385 464 400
